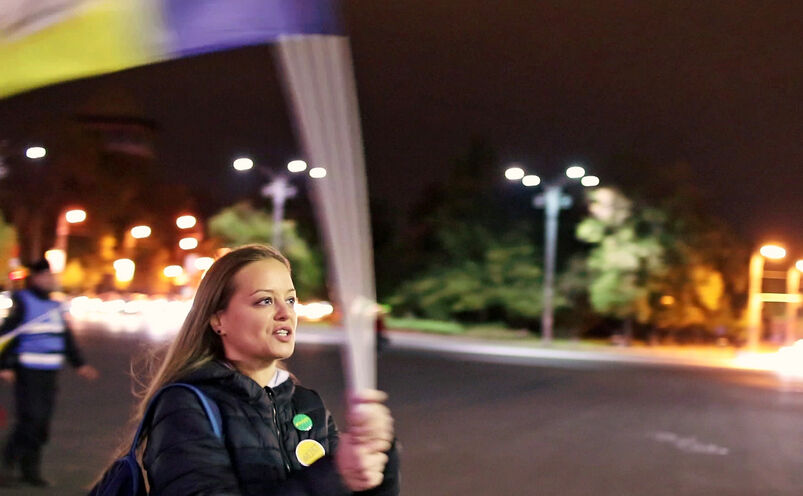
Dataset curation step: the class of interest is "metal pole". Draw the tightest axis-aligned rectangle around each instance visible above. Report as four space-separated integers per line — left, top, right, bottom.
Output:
541 185 561 344
785 267 800 346
746 253 764 350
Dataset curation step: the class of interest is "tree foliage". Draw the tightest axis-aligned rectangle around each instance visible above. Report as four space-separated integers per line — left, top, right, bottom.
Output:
208 202 326 299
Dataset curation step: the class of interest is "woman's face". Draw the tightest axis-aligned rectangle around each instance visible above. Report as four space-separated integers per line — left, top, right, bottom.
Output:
213 258 298 366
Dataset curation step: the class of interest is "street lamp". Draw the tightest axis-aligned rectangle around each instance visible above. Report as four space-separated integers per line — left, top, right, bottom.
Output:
176 215 197 230
25 146 46 160
233 157 325 249
505 162 600 343
47 208 87 274
746 243 792 350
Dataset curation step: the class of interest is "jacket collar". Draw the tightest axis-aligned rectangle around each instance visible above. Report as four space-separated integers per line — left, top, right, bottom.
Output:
181 359 295 402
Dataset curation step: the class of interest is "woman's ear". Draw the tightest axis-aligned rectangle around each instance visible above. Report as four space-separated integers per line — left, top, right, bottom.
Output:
210 313 225 336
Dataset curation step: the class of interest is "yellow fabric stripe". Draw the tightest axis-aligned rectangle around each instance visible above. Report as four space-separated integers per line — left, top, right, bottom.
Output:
0 0 162 98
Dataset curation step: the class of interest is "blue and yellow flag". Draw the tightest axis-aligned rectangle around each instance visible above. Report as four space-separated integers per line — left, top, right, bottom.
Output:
0 0 340 99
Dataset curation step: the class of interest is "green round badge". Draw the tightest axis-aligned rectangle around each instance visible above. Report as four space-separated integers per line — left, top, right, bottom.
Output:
293 414 313 431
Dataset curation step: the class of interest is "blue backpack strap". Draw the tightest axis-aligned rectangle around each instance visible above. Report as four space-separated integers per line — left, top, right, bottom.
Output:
128 383 223 457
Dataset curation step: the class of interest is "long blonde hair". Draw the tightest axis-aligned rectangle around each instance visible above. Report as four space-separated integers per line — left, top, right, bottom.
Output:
133 244 290 439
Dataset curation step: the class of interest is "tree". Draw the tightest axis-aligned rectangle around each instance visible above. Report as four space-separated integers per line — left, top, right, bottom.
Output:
208 202 325 299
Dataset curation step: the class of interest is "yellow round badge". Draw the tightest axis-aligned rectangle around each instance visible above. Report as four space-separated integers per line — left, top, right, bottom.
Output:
295 439 325 466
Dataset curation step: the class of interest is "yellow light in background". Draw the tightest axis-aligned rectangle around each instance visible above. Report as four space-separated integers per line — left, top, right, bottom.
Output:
796 260 803 272
176 215 197 229
163 265 183 278
64 209 86 223
660 295 675 306
759 244 786 259
130 225 151 239
113 258 135 282
194 257 214 271
179 237 198 250
44 249 66 274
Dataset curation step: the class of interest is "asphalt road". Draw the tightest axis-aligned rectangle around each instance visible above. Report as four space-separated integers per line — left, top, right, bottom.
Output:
1 327 801 495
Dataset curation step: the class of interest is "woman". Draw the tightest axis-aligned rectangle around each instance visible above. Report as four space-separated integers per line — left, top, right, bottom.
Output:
138 244 399 495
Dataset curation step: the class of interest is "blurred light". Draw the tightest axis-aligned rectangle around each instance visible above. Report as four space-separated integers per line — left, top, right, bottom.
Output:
296 301 335 321
44 249 66 274
287 160 308 173
581 175 600 187
130 225 151 239
759 244 786 259
309 167 327 179
25 146 46 159
774 340 803 380
176 215 197 229
179 237 198 250
233 157 254 171
505 167 525 181
194 257 214 271
113 259 135 282
796 260 803 272
9 269 26 281
163 265 183 278
660 295 675 306
522 174 541 187
566 165 586 179
64 209 87 224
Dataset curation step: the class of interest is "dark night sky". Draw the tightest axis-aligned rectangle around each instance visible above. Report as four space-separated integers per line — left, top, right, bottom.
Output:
1 1 801 250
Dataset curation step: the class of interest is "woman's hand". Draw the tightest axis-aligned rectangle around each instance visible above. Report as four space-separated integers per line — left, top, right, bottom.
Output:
335 389 396 491
347 390 394 453
335 432 389 491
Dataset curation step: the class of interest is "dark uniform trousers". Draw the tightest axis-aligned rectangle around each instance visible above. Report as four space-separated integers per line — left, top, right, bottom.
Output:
3 368 58 479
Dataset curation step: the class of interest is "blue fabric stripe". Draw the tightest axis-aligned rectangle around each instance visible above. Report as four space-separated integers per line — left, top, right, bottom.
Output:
161 0 342 58
17 333 66 353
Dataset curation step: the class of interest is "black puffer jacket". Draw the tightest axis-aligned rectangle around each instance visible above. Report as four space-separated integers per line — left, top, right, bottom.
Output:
143 361 400 496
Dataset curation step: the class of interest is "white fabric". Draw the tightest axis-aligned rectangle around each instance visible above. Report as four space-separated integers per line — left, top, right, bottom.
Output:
268 368 290 388
19 352 64 366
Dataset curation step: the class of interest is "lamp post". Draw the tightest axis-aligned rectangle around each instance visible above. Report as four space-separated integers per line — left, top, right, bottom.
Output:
505 163 600 343
785 261 802 346
746 243 787 350
233 157 324 250
46 208 86 274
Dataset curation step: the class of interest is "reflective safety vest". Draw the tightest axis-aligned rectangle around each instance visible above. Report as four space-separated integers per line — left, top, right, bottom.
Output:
14 290 67 370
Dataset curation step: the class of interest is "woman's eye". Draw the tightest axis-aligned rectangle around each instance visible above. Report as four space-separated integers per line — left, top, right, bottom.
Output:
258 297 273 305
287 297 296 305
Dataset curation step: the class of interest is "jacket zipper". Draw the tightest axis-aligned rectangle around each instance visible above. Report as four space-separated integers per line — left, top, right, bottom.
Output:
265 387 292 474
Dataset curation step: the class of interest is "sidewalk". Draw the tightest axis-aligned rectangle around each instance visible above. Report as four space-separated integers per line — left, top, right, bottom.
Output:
296 324 801 376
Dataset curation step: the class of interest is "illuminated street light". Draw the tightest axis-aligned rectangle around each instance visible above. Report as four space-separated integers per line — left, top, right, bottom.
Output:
176 215 197 229
309 167 327 179
65 209 87 224
233 157 254 171
505 161 599 343
53 207 87 273
797 260 803 272
759 244 786 259
522 175 541 187
113 258 135 283
505 166 525 181
25 146 46 159
581 175 600 187
163 265 183 278
565 165 585 179
179 237 198 250
194 257 214 271
287 160 308 173
130 225 152 239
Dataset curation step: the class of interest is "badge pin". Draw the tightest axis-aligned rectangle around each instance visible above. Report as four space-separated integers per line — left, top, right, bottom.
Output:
295 439 325 466
293 413 313 431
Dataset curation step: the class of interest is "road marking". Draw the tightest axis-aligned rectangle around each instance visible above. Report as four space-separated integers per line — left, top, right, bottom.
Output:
649 431 729 455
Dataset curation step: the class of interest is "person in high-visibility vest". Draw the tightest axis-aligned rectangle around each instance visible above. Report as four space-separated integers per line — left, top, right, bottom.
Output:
0 258 98 488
